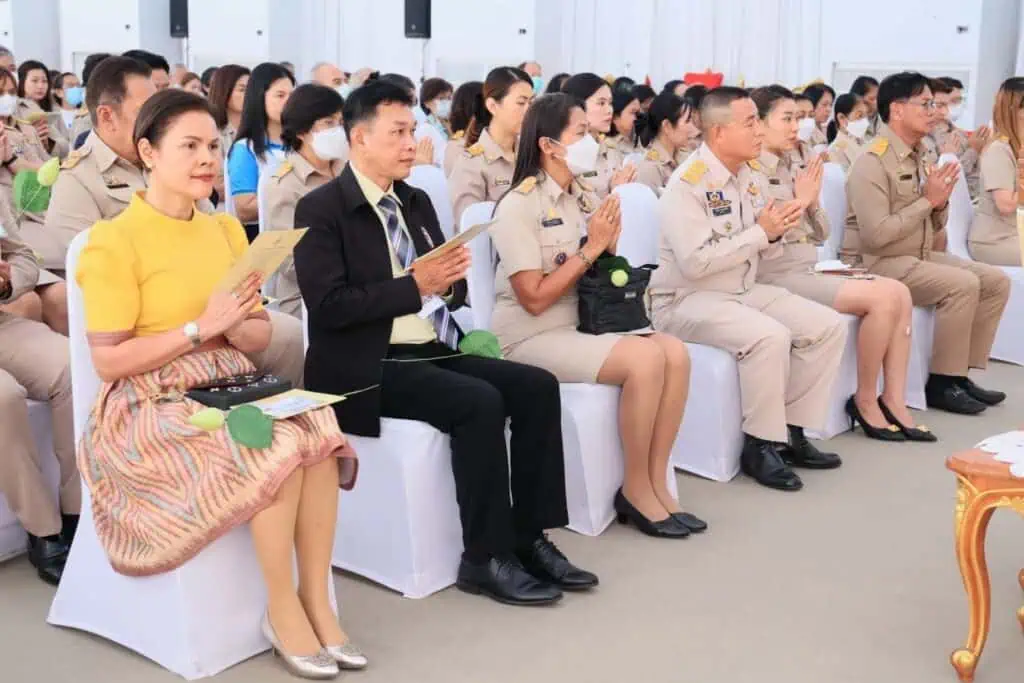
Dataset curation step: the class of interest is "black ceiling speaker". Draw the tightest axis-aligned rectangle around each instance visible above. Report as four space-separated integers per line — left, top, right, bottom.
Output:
170 0 188 38
404 0 431 39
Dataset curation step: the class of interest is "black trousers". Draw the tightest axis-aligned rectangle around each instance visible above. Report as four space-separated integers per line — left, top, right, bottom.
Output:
380 343 568 558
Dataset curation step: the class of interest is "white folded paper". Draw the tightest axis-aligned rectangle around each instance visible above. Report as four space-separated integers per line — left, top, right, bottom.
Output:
975 430 1024 477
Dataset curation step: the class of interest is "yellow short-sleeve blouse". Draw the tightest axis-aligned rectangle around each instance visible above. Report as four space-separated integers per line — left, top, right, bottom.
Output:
76 192 251 342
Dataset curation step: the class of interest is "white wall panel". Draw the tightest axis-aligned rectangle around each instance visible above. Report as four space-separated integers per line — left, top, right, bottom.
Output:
0 0 60 69
187 0 271 68
59 0 140 71
976 0 1019 126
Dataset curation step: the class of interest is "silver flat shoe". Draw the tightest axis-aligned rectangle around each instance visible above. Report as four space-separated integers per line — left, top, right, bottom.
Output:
325 642 369 670
261 611 339 680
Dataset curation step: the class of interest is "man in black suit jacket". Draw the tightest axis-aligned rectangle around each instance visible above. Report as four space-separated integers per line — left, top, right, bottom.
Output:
293 80 597 606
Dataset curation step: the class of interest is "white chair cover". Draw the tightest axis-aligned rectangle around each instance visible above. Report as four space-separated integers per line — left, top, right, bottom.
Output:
221 154 235 217
49 232 338 680
0 401 58 561
407 164 456 241
944 155 973 260
255 156 285 305
462 201 497 330
624 151 645 167
818 162 847 261
414 122 447 168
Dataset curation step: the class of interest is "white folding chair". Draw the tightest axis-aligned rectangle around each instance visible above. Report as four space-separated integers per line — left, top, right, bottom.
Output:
465 202 678 531
818 162 847 261
624 151 645 167
415 122 447 168
0 401 58 561
222 150 235 217
300 303 463 598
256 156 285 306
407 164 456 240
945 158 973 261
49 232 338 680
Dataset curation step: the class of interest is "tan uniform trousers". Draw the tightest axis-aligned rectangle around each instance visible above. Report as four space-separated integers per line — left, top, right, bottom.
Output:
868 252 1009 375
968 239 1021 267
653 284 847 443
251 310 305 388
0 315 77 537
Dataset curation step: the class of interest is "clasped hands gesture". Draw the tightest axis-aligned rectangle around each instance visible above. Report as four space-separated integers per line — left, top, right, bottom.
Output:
923 161 961 209
198 272 263 342
585 194 622 253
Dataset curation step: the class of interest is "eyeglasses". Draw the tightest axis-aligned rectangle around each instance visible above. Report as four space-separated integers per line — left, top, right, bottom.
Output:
905 98 937 111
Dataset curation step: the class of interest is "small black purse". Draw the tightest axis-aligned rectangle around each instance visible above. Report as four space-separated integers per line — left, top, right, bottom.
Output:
186 374 292 410
577 251 654 335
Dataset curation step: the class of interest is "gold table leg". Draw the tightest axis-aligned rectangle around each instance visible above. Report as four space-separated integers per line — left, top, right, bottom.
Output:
950 490 995 683
1018 569 1024 632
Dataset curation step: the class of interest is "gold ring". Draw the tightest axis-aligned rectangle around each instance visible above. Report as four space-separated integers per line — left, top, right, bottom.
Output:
944 178 952 185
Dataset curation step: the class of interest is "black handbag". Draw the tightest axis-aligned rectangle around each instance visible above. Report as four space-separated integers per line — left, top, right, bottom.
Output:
577 257 654 335
186 374 292 410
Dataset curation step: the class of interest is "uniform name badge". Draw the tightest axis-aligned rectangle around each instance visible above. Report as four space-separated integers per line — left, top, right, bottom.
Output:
542 208 564 228
494 177 511 187
706 190 732 217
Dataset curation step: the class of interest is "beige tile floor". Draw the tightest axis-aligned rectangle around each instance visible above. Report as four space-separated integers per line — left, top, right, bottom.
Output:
1 365 1023 683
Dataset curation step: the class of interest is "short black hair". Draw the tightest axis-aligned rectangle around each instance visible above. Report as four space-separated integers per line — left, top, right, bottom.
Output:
750 84 796 119
803 83 835 107
342 79 414 142
544 73 569 95
378 73 416 98
85 55 153 125
122 49 170 74
794 92 813 104
877 71 931 123
200 66 218 89
938 76 964 91
82 53 112 86
699 86 752 129
133 88 213 150
930 78 954 95
850 76 879 97
663 79 685 94
281 83 344 151
632 84 656 103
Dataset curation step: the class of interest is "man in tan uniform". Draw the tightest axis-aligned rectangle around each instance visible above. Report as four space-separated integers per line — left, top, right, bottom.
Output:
651 87 847 492
0 231 78 585
44 56 306 387
930 77 990 199
847 72 1010 414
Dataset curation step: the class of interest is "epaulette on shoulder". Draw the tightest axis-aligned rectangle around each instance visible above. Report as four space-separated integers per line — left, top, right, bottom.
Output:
869 137 889 156
645 148 660 162
272 161 293 179
834 139 848 150
747 159 762 172
452 130 465 140
513 176 538 194
467 143 484 158
60 146 90 170
681 159 708 185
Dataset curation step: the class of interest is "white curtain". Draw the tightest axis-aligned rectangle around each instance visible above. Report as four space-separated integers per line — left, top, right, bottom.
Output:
1016 0 1024 74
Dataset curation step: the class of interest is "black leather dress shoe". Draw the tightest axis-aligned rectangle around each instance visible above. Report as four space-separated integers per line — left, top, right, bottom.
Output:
926 384 987 415
27 534 69 586
613 489 690 538
959 378 1006 406
517 535 598 591
670 512 708 533
780 426 842 470
456 556 562 606
740 435 803 491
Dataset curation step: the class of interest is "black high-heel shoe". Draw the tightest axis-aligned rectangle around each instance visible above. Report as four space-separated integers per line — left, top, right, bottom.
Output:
844 396 904 442
613 489 689 538
878 398 938 442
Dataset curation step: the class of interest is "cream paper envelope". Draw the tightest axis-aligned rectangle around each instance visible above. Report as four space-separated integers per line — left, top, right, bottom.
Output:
247 389 346 420
217 228 308 292
406 219 494 271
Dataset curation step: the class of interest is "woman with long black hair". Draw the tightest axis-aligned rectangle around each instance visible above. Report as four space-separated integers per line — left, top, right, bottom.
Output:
634 91 698 194
489 93 703 539
561 73 637 197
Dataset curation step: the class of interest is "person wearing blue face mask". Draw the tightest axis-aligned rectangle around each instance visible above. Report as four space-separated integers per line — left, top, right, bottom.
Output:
519 60 544 94
50 72 90 158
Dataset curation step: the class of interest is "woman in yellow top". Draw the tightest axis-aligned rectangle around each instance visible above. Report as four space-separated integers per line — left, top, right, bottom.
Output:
968 77 1024 266
76 90 362 679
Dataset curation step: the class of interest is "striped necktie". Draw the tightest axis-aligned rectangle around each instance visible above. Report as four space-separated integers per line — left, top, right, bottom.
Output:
378 195 460 349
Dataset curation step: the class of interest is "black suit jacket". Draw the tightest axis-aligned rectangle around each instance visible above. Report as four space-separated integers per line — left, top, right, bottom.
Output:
293 163 468 437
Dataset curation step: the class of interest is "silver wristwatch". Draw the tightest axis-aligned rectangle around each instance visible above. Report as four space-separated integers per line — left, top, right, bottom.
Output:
183 321 201 348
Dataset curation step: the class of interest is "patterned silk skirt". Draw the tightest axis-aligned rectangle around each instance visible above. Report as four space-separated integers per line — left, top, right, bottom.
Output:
78 347 356 577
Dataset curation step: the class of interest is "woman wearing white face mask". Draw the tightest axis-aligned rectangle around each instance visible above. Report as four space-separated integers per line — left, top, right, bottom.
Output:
561 73 637 198
802 83 835 151
826 92 870 172
419 77 453 141
265 84 347 318
791 93 818 170
489 94 703 539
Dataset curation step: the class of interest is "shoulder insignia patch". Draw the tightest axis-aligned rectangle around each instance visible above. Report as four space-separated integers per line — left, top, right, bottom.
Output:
514 176 538 194
452 129 465 140
834 139 847 150
272 161 293 179
747 159 762 172
681 159 708 185
645 148 660 162
467 143 484 158
869 137 889 156
60 147 89 169
997 134 1010 144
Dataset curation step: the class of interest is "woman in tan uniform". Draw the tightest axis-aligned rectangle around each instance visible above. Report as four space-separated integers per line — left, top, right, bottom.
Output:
750 85 931 442
49 72 89 159
803 83 834 151
490 93 702 539
15 61 62 158
968 78 1024 266
448 67 532 226
561 73 636 197
634 91 698 195
264 85 345 318
605 88 641 157
826 93 870 172
442 80 481 176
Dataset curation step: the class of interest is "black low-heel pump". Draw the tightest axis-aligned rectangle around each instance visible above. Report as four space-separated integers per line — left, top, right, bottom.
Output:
845 396 905 441
878 398 938 442
613 489 689 538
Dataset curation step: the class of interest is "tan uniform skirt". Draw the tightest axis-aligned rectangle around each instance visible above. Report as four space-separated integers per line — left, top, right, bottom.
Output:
756 243 844 307
504 327 622 384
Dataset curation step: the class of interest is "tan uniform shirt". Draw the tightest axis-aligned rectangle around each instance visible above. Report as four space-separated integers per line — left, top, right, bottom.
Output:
48 109 90 159
0 232 41 302
488 173 598 349
748 150 829 278
219 124 237 158
931 120 980 197
0 121 64 269
828 131 866 173
846 124 949 268
580 133 624 199
809 125 828 149
650 143 780 299
969 137 1016 253
14 99 64 159
264 151 339 317
606 134 638 157
442 130 466 177
789 141 815 172
448 128 515 226
864 114 881 142
634 139 677 195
